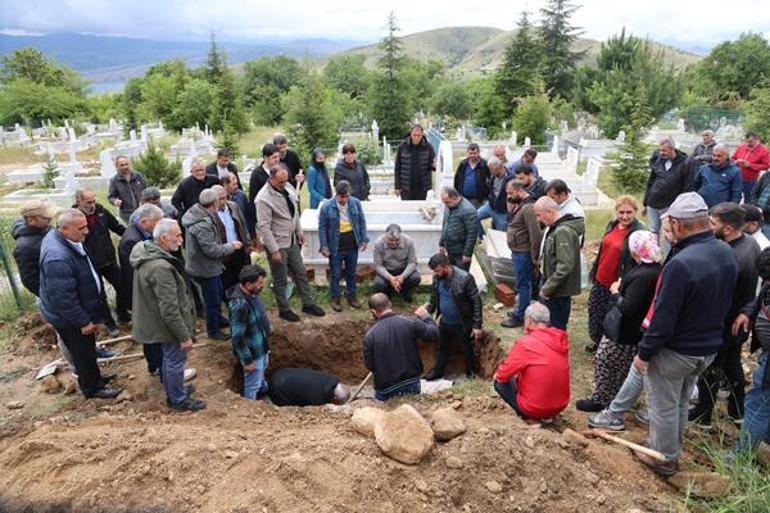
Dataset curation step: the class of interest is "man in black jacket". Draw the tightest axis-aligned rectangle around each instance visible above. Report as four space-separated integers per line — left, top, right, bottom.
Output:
274 134 305 189
108 156 147 224
248 143 281 205
268 368 350 406
12 200 55 296
514 163 547 200
363 293 439 401
172 159 219 218
643 139 689 244
690 202 760 428
75 189 128 330
453 143 490 208
205 149 243 189
424 253 484 381
394 124 436 201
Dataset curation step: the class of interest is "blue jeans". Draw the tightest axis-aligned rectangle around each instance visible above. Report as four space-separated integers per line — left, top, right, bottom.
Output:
194 275 226 336
608 364 646 414
646 206 670 255
162 341 188 405
736 352 770 452
542 296 572 330
330 249 359 300
744 180 757 204
375 379 421 401
512 251 533 321
477 203 508 238
243 354 269 400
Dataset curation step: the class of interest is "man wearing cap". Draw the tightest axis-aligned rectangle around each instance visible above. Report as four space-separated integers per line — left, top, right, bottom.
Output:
632 192 738 476
12 200 55 297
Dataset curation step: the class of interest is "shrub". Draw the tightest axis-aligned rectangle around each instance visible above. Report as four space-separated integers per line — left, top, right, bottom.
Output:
131 140 181 188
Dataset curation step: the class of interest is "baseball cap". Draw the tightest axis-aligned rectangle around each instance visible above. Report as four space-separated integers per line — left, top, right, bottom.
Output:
660 192 708 220
20 199 56 219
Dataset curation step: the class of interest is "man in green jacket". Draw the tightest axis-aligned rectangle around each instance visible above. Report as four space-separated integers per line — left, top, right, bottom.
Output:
534 196 584 330
131 218 204 412
439 187 477 271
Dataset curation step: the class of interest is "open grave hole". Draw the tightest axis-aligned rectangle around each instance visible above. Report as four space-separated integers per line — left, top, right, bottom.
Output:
227 316 505 394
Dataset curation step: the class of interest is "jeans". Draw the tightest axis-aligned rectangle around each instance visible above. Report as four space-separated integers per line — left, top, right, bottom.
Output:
161 341 188 405
330 248 359 300
542 296 572 331
143 343 164 374
646 348 714 461
432 322 475 377
494 379 529 419
511 251 533 321
242 354 268 400
736 352 770 452
608 364 646 415
375 379 421 401
267 243 315 311
477 204 508 238
744 180 757 204
194 275 226 336
448 253 471 271
373 270 421 297
57 327 102 396
646 206 670 255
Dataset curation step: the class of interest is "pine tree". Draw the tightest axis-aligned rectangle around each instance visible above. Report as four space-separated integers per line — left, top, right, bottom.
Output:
131 139 181 188
537 0 584 99
209 65 248 135
205 34 226 86
611 99 653 194
495 11 542 119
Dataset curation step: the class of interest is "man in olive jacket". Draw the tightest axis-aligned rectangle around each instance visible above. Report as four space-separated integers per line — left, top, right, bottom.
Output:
439 187 478 271
534 196 584 330
131 218 204 412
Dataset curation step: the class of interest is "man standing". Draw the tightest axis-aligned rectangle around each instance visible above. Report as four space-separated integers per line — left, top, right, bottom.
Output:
256 164 325 322
108 155 147 224
534 196 583 330
545 179 586 220
492 144 509 168
643 138 690 239
212 184 252 291
75 188 128 331
502 181 542 328
477 156 514 233
439 187 477 271
140 187 178 220
12 199 55 296
268 368 350 406
363 293 439 400
274 134 305 189
633 192 738 476
394 124 436 201
248 143 280 205
514 164 547 200
692 144 742 207
334 143 371 201
172 159 219 218
424 253 483 380
372 223 421 302
39 209 122 399
453 143 490 208
691 130 717 165
508 148 540 177
733 131 770 202
131 218 203 412
318 181 369 312
181 188 242 340
221 171 256 239
743 205 770 251
689 202 759 428
206 149 242 189
227 265 271 400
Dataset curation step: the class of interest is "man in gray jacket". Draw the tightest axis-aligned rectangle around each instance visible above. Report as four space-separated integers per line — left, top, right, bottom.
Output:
256 163 325 322
181 188 242 340
439 187 477 271
108 155 147 224
372 223 421 302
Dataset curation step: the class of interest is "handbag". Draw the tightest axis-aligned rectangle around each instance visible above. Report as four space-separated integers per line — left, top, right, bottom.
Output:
602 297 623 342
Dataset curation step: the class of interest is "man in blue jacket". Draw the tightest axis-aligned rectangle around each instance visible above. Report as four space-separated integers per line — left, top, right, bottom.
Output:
319 180 369 312
691 144 742 207
39 209 123 399
632 192 738 476
477 156 514 236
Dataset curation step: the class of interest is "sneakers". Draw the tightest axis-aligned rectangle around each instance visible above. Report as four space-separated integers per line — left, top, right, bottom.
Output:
501 315 523 328
107 325 120 338
331 299 343 312
100 372 117 385
634 409 650 425
346 295 362 309
576 398 605 412
96 347 117 359
279 309 300 322
169 398 206 412
183 368 197 382
633 449 678 477
588 410 625 431
302 304 326 317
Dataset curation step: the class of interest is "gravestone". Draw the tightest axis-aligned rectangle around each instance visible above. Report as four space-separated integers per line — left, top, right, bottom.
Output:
371 120 379 142
566 146 580 175
438 140 454 189
509 131 517 148
129 130 137 142
585 158 601 186
616 130 626 143
523 136 531 149
100 150 116 178
67 127 77 142
551 135 560 154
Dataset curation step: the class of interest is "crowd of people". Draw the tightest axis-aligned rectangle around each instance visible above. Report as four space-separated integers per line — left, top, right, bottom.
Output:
12 126 770 476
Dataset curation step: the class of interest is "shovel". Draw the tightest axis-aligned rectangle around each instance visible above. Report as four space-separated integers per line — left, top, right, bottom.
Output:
35 359 64 380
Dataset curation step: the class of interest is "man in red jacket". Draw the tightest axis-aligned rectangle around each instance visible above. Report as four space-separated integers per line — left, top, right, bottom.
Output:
493 302 570 420
733 131 770 202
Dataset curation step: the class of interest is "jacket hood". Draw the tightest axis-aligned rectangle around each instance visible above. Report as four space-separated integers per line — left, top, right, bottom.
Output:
528 326 570 354
181 203 212 228
12 219 49 239
555 213 586 237
129 240 176 269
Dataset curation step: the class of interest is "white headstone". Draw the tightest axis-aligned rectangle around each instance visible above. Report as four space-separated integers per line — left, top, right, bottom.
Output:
140 125 148 142
371 120 379 142
677 118 686 131
63 170 77 194
510 131 517 148
129 130 137 142
382 137 392 166
616 130 626 143
158 120 164 131
585 158 601 186
551 135 560 154
523 137 531 149
67 127 77 142
100 150 116 178
560 120 569 134
438 140 454 189
566 146 580 175
64 119 70 129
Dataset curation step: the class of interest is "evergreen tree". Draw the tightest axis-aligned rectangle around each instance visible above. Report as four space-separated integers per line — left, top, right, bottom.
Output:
131 140 181 188
537 0 584 99
283 73 341 159
610 99 653 194
495 11 542 119
210 65 248 135
205 34 226 86
121 77 143 135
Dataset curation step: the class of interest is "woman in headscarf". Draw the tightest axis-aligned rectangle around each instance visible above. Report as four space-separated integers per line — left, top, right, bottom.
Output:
577 230 662 412
307 148 332 209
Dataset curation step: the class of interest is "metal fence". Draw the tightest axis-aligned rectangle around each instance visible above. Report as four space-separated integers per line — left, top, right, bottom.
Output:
0 216 35 321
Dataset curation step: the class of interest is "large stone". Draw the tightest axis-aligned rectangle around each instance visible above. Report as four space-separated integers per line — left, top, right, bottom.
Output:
431 407 467 441
40 375 62 394
351 407 387 438
374 404 434 464
562 428 589 448
757 441 770 467
667 472 731 498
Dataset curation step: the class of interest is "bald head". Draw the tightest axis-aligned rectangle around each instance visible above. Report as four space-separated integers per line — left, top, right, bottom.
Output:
533 196 561 226
368 293 392 318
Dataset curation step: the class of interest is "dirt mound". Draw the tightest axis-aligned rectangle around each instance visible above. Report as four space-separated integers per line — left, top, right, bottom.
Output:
5 313 57 356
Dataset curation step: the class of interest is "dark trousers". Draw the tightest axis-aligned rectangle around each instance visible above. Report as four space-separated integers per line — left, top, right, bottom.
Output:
373 270 421 298
543 296 572 331
403 187 428 201
222 250 250 292
448 253 471 272
194 275 226 336
162 341 187 405
375 380 421 401
143 343 164 374
433 322 475 377
693 339 746 422
57 327 102 396
98 262 129 320
494 379 529 419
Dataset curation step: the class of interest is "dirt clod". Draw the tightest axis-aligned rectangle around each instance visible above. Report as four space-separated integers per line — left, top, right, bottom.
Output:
6 401 24 410
431 407 466 441
40 375 61 394
667 471 731 498
485 481 503 494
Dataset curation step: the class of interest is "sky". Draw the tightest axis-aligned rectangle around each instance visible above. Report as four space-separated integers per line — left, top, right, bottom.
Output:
2 0 770 53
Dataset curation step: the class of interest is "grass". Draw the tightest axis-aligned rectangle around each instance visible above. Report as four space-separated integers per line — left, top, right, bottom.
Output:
0 146 39 167
238 126 283 159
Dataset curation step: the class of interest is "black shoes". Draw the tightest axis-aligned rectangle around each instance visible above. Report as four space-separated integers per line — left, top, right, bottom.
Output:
423 370 444 381
576 398 605 412
279 309 300 322
86 387 123 399
302 304 326 317
100 372 117 385
501 315 524 328
170 398 206 412
208 331 229 341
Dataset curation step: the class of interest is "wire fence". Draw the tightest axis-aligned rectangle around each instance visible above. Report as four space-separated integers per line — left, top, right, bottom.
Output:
0 215 36 321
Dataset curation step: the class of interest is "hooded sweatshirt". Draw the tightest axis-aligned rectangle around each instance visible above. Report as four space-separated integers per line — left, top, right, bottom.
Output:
495 327 570 419
181 203 234 278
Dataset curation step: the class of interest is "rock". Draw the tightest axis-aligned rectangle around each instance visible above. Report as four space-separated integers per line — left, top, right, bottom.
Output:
431 407 467 441
757 441 770 467
224 451 239 460
40 375 62 394
351 407 387 438
585 471 600 485
446 456 464 469
667 472 731 498
450 401 462 410
415 480 429 493
6 401 24 410
116 391 133 403
485 481 503 494
562 428 589 448
374 404 434 465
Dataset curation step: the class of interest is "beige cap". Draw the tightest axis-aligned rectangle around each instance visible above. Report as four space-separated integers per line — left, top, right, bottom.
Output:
20 199 56 219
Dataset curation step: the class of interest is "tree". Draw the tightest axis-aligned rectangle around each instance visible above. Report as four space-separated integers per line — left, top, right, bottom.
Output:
243 56 305 125
429 81 473 120
745 80 770 142
204 34 226 86
172 78 213 130
0 78 85 125
693 33 770 103
282 74 342 159
469 77 505 137
495 11 542 118
368 12 412 141
1 47 87 95
209 66 248 134
510 95 552 145
323 54 370 99
131 140 181 188
610 100 653 194
537 0 584 99
121 77 143 135
138 73 177 124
